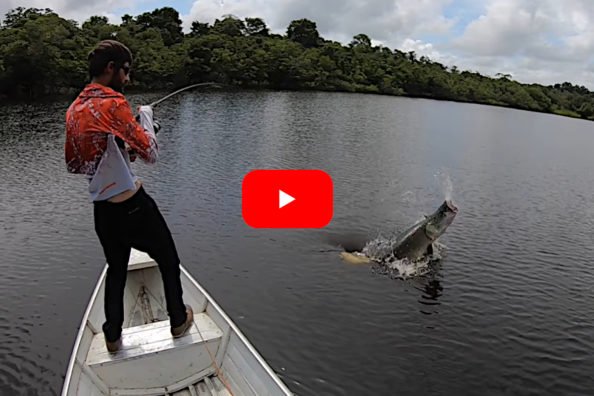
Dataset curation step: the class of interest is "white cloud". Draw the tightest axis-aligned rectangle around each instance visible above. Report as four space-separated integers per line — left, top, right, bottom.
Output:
401 39 443 61
456 2 547 56
444 0 594 86
182 0 455 47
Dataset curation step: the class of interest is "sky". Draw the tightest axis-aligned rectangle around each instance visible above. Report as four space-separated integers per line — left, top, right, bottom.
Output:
3 0 594 89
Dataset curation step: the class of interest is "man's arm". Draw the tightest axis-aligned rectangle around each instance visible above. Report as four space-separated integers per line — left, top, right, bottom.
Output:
109 100 158 164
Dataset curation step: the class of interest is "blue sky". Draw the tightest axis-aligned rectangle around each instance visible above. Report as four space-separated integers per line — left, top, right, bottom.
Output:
3 0 594 88
141 0 194 15
442 0 483 37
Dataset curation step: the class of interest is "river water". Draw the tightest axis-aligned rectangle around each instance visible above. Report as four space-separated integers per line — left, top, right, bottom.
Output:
1 90 594 395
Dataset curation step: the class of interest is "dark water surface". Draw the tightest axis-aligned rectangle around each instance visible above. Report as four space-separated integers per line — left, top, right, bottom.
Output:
1 91 594 395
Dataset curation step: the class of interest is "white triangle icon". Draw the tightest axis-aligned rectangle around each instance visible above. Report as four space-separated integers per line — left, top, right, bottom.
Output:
279 190 295 209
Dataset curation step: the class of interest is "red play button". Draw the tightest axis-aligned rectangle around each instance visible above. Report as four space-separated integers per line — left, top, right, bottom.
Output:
242 170 333 228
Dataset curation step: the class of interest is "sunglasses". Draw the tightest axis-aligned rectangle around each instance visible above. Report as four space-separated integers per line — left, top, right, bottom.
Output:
110 61 131 76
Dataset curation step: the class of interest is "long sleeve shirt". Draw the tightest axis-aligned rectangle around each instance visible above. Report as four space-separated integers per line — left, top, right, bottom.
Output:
65 83 157 201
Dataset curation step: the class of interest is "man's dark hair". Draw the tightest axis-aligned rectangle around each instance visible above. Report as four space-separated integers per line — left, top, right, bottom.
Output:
88 40 133 78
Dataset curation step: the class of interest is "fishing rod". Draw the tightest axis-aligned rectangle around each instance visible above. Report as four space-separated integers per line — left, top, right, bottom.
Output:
126 82 224 158
148 82 223 108
132 82 223 137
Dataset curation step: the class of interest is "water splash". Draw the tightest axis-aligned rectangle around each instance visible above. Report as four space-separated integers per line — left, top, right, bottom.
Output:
361 234 446 279
361 233 394 261
435 169 453 201
386 258 431 278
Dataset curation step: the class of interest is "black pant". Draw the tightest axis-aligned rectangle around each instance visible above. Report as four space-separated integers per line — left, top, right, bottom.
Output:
93 186 187 342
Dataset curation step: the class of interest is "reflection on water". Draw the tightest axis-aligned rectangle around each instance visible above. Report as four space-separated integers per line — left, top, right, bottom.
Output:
368 254 445 311
2 91 594 395
414 265 444 315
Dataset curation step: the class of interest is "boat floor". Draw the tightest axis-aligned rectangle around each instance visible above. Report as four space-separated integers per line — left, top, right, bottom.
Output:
171 375 231 396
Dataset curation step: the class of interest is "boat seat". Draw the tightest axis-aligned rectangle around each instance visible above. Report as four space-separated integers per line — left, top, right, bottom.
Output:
86 313 223 390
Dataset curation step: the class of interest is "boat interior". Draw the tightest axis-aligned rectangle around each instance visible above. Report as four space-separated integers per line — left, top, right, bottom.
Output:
67 250 283 396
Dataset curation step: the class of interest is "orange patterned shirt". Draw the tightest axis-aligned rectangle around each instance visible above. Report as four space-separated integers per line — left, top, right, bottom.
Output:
65 83 157 175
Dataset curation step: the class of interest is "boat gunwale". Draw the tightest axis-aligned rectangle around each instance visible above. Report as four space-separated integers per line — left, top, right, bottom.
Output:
61 265 108 396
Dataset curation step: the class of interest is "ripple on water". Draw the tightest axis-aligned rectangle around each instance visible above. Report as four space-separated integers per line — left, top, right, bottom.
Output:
3 92 594 395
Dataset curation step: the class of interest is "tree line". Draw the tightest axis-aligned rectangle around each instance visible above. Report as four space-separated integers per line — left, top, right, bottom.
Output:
1 6 594 120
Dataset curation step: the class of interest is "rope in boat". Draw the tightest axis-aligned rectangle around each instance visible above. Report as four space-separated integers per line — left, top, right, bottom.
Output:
195 322 234 395
134 272 234 393
138 277 235 393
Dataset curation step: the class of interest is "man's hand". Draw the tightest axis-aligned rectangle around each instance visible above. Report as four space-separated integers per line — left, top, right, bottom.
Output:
153 119 161 134
128 109 160 161
135 111 161 134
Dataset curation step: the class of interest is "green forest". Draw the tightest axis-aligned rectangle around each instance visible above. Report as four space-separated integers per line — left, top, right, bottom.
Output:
1 6 594 120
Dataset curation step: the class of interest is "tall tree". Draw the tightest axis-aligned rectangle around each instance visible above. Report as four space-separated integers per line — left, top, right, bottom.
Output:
350 33 371 48
211 15 245 37
2 7 55 28
287 18 321 48
135 7 183 46
82 16 118 41
190 21 210 37
244 17 269 36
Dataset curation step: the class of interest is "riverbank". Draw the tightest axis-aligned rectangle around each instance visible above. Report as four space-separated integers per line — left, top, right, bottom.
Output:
1 83 588 123
2 9 593 122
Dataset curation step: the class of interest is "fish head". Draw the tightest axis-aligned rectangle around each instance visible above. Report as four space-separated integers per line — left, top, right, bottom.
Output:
424 199 458 241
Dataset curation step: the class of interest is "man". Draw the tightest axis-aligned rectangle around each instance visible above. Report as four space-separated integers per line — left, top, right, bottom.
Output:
65 40 193 353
